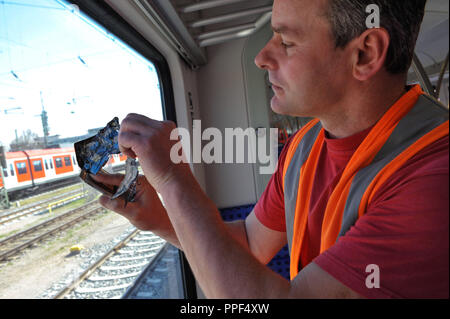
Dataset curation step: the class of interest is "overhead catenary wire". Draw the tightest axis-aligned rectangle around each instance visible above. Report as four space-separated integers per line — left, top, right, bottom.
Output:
0 0 155 81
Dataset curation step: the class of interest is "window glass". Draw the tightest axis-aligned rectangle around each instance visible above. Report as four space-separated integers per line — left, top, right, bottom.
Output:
16 162 27 174
63 156 71 167
0 0 163 152
0 0 173 300
54 157 63 168
33 160 43 172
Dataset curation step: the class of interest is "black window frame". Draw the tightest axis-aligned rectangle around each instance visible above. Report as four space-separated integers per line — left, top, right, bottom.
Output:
67 0 195 299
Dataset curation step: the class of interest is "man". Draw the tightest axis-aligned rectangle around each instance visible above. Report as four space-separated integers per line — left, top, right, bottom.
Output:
95 0 448 298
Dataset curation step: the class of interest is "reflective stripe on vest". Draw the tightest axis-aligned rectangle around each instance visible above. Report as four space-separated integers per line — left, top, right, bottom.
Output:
282 119 322 257
282 86 449 280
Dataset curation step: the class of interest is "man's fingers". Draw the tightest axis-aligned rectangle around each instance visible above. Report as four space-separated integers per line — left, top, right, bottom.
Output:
99 194 128 213
121 113 161 133
118 130 139 159
91 172 124 186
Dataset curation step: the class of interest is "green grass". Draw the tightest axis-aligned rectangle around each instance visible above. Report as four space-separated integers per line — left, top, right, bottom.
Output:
0 197 96 241
15 183 86 207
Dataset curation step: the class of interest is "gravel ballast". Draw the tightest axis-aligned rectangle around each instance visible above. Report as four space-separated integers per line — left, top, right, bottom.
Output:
0 210 134 299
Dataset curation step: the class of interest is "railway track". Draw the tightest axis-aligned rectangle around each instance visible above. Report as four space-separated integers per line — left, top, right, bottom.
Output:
0 188 88 226
53 229 166 299
0 201 105 261
122 243 184 299
6 177 83 202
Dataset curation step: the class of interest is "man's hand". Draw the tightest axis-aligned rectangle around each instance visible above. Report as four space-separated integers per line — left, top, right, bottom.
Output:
93 172 180 247
118 114 191 193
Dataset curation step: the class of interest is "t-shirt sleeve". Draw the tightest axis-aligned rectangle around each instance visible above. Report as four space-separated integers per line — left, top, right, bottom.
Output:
314 137 449 298
253 136 296 233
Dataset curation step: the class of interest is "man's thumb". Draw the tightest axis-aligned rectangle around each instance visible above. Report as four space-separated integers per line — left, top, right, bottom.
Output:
99 195 125 212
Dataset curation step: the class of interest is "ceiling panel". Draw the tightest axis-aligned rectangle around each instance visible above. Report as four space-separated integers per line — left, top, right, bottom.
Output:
416 0 449 69
171 0 273 47
128 0 448 69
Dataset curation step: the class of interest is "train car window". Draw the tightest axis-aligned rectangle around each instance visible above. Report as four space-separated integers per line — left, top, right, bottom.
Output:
0 0 165 153
63 157 71 167
33 160 43 172
16 162 27 175
72 155 77 166
9 164 14 176
2 168 8 178
54 158 63 168
0 0 180 300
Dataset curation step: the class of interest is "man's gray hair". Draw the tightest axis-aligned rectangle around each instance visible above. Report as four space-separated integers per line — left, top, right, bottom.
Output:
326 0 427 74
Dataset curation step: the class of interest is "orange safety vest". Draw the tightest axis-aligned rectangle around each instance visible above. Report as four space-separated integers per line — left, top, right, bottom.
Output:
282 85 449 280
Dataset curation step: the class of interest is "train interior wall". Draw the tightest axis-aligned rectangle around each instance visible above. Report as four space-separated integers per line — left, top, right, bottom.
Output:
190 24 275 209
197 33 271 208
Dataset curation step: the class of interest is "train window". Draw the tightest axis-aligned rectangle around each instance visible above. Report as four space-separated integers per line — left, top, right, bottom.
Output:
0 0 177 300
16 162 27 175
63 157 71 167
54 158 63 168
72 156 77 166
2 168 8 178
0 0 164 153
33 160 43 172
9 164 14 176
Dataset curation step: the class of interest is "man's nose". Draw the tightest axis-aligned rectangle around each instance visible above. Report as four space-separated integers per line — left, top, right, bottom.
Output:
255 42 277 70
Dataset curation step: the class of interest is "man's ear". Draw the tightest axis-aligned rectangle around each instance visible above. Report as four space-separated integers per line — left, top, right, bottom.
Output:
352 28 390 81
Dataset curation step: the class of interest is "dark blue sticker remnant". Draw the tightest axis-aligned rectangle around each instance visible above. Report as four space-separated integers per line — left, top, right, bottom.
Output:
75 117 121 175
75 117 138 205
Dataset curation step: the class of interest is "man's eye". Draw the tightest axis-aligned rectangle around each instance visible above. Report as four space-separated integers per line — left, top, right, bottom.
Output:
281 42 293 49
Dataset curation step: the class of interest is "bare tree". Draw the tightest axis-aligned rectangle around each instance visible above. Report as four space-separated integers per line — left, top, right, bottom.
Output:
9 130 44 151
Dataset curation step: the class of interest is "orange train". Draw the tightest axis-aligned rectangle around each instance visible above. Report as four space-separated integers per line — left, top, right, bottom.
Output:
0 147 127 199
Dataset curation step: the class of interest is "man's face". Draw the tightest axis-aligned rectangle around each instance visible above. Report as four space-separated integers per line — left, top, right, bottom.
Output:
255 0 351 117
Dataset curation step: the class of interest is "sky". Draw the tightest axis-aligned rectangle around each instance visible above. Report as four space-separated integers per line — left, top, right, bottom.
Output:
0 0 164 150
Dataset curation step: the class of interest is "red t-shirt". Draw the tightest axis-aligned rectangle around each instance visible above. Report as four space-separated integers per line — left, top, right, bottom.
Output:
254 124 449 298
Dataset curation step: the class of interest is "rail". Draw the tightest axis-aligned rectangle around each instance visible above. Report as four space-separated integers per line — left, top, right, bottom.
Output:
53 229 166 299
48 192 87 214
0 189 88 226
0 201 104 261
